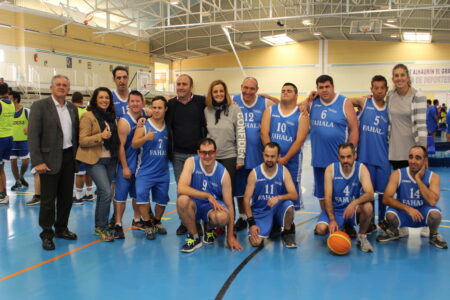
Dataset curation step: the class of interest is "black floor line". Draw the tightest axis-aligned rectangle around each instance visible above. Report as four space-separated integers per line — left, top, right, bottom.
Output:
215 216 319 300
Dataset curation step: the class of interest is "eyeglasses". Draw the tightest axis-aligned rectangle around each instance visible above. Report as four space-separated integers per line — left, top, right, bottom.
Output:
198 150 216 156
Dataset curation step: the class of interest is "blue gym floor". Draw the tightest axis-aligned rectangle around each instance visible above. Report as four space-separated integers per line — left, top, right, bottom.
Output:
1 138 449 299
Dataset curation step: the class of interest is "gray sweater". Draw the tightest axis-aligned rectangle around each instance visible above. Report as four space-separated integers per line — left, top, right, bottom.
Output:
204 104 246 164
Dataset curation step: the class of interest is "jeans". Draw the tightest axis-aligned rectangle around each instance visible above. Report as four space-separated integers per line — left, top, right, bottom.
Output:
172 152 195 184
86 158 117 229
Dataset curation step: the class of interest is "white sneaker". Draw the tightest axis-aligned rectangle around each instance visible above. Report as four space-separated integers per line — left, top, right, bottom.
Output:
0 195 9 205
420 227 430 238
357 234 373 253
399 227 409 238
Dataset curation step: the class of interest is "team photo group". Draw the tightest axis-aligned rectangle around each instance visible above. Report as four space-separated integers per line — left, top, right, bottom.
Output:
0 63 447 254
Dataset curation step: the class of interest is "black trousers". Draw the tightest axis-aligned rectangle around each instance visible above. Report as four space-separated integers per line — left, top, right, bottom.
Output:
390 160 409 170
39 148 75 239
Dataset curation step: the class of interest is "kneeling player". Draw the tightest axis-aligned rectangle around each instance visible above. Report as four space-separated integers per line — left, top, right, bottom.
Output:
377 146 448 249
243 142 298 248
314 143 375 253
176 138 242 253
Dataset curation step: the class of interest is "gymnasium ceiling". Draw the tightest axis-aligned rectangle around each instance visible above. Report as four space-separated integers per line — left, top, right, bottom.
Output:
5 0 450 60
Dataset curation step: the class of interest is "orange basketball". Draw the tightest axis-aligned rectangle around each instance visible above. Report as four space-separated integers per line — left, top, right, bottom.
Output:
327 231 351 255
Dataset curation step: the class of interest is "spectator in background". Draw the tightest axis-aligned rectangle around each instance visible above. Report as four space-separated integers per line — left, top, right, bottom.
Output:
0 82 14 205
426 99 438 140
71 92 94 205
9 91 30 192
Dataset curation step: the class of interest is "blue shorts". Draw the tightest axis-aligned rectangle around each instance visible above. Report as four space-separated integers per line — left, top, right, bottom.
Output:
313 167 326 199
114 166 136 202
0 136 13 164
386 205 441 228
75 162 86 175
317 207 358 228
10 141 29 159
365 163 390 194
194 199 227 223
234 169 251 197
135 176 170 205
249 200 294 238
292 180 303 211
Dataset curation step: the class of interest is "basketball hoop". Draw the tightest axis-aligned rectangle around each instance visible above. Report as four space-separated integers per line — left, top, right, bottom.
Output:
359 21 372 34
83 12 94 25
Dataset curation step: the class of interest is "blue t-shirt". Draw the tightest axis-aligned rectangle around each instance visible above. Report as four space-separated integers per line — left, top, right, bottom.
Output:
269 104 302 182
136 119 169 180
233 94 267 169
113 90 129 119
331 161 362 210
251 163 287 216
396 167 433 208
357 98 389 167
190 156 226 202
119 110 146 173
310 94 348 168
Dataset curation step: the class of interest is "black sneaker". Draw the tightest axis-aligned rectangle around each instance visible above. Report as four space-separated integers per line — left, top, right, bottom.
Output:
181 234 202 253
176 223 188 235
131 219 145 231
429 233 448 249
11 181 22 191
376 229 400 242
281 231 297 248
114 224 125 239
20 178 29 187
82 194 94 202
203 223 216 245
234 217 247 232
72 196 83 206
366 223 377 235
343 223 357 239
26 195 41 206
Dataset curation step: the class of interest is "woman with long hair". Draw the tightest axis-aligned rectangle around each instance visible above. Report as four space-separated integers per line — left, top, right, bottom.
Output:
387 63 427 170
76 87 120 242
204 80 246 183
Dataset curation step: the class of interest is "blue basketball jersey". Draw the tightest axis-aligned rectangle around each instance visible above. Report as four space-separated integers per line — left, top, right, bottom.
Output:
120 110 146 173
396 167 433 208
190 156 226 202
269 105 302 181
233 94 267 169
310 94 348 168
113 90 128 119
136 119 169 180
251 163 286 215
357 98 389 167
332 161 362 209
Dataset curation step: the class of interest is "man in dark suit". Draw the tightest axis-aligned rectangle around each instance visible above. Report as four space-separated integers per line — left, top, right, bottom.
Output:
28 75 79 250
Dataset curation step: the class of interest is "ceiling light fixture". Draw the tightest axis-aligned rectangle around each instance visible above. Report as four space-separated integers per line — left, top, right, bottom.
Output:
302 19 313 26
244 41 252 46
169 1 179 5
390 34 399 38
313 32 322 36
386 18 397 23
260 33 295 46
402 31 432 43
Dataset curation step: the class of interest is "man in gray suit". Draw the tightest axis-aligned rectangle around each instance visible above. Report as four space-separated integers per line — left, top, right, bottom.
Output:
28 75 79 250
